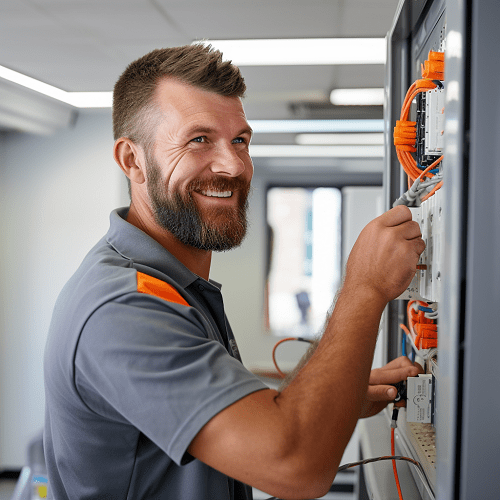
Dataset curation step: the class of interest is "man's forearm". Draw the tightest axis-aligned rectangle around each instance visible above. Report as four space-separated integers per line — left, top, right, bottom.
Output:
274 284 386 476
187 206 425 499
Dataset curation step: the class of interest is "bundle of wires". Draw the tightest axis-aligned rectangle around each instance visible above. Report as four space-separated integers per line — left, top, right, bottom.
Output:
393 159 443 207
393 51 445 207
400 300 438 351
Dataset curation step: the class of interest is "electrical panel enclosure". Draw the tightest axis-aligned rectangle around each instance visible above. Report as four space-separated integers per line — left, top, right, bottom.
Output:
359 0 500 499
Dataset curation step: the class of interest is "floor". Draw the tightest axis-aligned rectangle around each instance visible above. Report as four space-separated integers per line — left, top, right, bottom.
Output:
0 480 16 500
1 474 360 500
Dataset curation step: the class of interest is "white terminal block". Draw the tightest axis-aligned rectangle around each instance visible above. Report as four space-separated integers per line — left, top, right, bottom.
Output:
407 374 433 423
425 88 445 155
397 188 443 303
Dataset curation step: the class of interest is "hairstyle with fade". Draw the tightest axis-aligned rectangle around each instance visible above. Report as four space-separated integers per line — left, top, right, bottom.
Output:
113 44 247 151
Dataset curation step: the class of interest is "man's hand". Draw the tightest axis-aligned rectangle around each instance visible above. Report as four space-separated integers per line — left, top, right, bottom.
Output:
359 356 424 419
344 205 425 304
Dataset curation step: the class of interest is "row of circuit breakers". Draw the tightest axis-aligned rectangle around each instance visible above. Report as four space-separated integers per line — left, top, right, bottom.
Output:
391 35 446 492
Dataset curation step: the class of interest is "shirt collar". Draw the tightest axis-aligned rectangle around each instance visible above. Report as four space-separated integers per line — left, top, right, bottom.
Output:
106 207 200 289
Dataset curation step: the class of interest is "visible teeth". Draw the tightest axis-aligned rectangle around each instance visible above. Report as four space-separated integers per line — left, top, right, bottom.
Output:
201 190 232 198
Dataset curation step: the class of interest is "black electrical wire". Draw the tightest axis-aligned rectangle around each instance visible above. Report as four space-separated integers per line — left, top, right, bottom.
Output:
266 455 431 500
337 455 425 475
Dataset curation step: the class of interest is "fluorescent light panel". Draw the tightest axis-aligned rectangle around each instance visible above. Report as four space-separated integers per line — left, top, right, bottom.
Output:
68 92 112 108
296 133 384 145
199 38 386 65
330 88 384 106
249 119 384 133
0 64 112 108
1 37 385 107
250 145 383 157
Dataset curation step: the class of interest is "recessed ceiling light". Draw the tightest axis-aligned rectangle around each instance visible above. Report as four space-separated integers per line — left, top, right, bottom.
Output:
197 38 386 65
0 64 112 108
330 88 385 106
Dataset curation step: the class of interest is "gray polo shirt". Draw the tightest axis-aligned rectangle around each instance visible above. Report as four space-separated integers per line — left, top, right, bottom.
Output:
44 208 268 500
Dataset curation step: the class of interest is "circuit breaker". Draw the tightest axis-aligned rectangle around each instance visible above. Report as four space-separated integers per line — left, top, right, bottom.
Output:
386 14 446 499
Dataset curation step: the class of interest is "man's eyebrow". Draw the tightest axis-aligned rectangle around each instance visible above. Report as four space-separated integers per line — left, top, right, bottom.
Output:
239 126 254 138
183 125 254 138
183 126 217 137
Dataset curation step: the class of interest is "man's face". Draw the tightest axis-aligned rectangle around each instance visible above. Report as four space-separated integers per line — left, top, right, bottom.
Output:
144 79 254 251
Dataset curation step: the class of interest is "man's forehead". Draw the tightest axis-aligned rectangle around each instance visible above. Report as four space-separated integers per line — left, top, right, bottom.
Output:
155 77 245 110
154 78 250 131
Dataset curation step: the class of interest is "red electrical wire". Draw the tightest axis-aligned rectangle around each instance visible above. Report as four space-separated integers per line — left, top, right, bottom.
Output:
272 337 314 378
391 427 404 500
272 337 297 378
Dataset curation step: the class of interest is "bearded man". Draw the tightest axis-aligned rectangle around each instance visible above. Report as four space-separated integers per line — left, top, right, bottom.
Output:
44 44 424 500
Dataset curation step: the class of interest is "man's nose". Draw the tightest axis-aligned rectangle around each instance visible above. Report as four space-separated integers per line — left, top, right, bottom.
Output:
209 143 247 177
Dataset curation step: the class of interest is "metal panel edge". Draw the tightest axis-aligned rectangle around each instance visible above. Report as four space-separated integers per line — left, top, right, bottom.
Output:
436 0 467 498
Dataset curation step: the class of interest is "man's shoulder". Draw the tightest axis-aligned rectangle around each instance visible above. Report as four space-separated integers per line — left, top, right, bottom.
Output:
52 235 192 331
63 236 138 305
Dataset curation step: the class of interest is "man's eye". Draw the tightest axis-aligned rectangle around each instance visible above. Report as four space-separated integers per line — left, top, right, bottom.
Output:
191 136 206 143
232 137 246 144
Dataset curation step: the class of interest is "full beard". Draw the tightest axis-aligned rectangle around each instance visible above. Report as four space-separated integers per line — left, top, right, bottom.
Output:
146 158 250 252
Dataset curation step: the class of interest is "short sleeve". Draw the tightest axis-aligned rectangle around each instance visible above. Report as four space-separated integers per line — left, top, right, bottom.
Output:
74 292 268 465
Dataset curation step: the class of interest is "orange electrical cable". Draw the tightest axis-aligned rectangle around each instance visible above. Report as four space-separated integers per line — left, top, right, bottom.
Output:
399 323 411 337
421 181 443 201
406 301 438 350
414 323 438 347
272 337 297 378
394 51 445 189
418 155 443 179
391 427 404 500
395 79 439 184
421 51 445 80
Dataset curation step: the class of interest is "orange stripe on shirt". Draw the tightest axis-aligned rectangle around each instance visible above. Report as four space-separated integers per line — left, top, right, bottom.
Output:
137 272 190 307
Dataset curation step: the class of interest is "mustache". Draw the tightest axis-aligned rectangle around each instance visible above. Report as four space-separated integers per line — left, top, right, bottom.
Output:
186 175 250 194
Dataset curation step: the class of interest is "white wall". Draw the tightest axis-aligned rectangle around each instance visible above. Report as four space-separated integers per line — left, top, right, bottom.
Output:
341 186 385 369
342 186 384 267
0 111 123 467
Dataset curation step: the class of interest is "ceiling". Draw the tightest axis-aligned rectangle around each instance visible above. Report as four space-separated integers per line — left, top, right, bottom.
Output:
0 0 400 140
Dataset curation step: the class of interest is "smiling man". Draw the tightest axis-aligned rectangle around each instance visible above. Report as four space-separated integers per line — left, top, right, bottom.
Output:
116 75 254 276
44 44 424 500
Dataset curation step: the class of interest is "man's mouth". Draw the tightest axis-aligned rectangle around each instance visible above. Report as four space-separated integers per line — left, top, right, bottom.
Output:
200 190 233 198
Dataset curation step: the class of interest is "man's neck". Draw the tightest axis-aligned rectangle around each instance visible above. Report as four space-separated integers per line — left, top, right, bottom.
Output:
126 202 212 281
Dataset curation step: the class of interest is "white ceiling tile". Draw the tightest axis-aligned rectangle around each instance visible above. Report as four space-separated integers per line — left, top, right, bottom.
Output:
240 65 335 93
330 65 386 89
41 2 185 41
156 0 344 39
339 0 400 36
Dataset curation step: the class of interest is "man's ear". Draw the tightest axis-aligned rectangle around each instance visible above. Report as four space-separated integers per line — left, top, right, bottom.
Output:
113 137 146 185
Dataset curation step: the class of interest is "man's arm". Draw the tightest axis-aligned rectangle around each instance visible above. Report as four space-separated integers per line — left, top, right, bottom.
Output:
188 205 425 499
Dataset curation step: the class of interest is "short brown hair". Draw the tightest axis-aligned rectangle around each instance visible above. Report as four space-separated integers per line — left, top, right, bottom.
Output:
113 44 246 149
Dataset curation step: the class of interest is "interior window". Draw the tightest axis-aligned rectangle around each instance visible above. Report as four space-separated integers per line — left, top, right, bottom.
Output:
266 186 342 338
